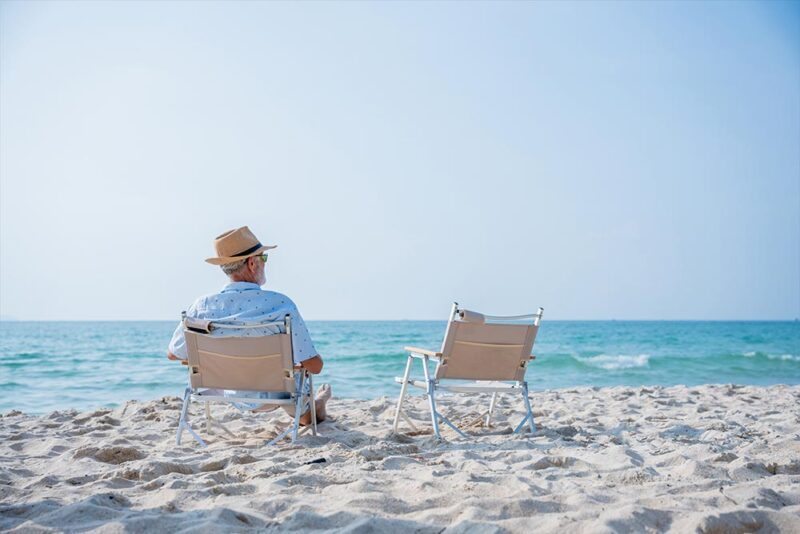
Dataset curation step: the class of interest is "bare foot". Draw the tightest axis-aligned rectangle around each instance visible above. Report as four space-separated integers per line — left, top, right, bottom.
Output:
300 384 332 426
316 383 332 402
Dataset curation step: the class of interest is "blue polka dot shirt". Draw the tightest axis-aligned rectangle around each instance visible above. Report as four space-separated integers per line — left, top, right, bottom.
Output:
168 282 318 366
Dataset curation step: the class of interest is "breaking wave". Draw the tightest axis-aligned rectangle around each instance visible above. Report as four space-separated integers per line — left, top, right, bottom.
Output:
742 351 799 362
768 354 800 362
573 354 650 370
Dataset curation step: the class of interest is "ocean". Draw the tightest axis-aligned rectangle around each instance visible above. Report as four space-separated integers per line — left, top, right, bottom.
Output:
1 320 798 414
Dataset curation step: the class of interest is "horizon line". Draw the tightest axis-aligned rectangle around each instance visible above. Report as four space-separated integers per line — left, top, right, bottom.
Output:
1 318 798 323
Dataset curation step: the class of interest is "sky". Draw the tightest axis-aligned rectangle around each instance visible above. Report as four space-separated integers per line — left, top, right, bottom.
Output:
0 0 798 321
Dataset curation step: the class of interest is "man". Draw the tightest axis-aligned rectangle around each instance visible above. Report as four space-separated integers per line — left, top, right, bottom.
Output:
167 225 330 425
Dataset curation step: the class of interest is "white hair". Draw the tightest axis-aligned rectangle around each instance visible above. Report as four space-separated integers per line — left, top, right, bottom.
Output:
220 258 249 276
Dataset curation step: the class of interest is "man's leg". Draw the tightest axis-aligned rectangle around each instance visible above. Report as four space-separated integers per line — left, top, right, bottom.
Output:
279 384 332 426
301 383 332 426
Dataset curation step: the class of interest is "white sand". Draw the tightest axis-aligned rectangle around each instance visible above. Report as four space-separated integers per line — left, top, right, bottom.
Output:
1 384 799 533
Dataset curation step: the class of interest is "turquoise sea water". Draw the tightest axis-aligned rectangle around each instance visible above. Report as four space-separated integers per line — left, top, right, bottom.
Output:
1 321 798 414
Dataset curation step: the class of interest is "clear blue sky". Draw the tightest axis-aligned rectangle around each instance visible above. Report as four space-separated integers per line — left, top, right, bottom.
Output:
1 1 798 321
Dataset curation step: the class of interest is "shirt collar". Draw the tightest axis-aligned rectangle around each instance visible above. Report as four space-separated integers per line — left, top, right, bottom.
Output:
220 281 262 293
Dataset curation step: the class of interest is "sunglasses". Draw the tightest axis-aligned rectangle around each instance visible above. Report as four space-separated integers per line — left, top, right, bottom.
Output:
258 253 269 263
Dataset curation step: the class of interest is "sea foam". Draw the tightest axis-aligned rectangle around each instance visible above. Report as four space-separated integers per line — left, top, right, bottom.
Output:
575 354 650 370
768 354 800 362
742 351 799 362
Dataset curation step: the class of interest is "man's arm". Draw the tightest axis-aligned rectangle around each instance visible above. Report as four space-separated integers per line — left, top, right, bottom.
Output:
284 300 322 374
296 355 323 374
167 307 194 362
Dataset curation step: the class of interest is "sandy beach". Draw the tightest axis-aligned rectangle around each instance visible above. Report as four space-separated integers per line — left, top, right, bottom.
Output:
1 384 799 533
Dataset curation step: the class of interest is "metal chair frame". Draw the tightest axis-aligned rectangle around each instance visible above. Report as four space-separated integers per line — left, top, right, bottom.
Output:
393 303 543 440
175 314 317 447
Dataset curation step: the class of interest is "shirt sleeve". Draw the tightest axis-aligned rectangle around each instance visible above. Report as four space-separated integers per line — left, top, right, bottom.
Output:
286 302 318 365
167 302 197 360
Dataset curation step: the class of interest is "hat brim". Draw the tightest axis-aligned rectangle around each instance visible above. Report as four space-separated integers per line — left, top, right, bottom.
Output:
205 244 277 265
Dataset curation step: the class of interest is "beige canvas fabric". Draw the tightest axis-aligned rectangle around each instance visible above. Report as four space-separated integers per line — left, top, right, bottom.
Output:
458 310 486 324
436 320 539 381
184 317 213 334
184 331 295 392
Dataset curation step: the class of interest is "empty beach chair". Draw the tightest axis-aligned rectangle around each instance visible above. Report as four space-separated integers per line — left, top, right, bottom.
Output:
393 303 543 439
176 314 317 447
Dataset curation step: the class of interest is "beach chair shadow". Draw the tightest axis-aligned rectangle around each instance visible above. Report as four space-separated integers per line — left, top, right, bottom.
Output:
393 303 543 440
175 314 317 448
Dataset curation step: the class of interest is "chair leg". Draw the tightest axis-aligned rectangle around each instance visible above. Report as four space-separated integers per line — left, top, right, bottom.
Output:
291 373 305 443
291 397 302 443
211 417 236 438
421 355 443 439
176 388 190 445
177 388 207 447
486 392 497 427
514 382 536 434
266 373 308 447
436 405 469 439
426 380 443 439
205 405 235 438
267 423 293 446
393 355 414 432
399 409 418 431
308 373 317 437
523 382 535 433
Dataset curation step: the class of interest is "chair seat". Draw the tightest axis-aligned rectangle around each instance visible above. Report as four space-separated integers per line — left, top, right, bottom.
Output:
394 377 523 393
392 304 542 439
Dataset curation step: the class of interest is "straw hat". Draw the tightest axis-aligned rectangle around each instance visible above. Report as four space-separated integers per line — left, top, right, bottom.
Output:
205 226 277 265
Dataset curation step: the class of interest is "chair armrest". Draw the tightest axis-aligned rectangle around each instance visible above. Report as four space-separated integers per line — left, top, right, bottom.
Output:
404 346 442 358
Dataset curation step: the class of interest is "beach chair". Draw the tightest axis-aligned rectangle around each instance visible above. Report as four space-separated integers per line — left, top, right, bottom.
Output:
175 313 317 447
393 303 543 439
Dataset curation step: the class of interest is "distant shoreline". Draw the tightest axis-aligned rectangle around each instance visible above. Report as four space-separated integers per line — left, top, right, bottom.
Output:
2 318 799 323
4 383 799 417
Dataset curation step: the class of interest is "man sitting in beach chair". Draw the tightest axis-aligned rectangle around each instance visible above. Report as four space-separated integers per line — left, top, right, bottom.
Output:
166 226 331 433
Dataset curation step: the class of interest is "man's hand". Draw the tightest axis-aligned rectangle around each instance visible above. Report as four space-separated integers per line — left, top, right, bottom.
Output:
167 352 183 362
294 355 324 374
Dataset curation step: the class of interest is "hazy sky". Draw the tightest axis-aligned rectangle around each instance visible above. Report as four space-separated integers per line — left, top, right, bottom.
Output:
1 1 798 321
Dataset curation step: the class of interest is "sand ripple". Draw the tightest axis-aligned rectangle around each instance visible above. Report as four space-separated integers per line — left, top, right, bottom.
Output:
1 384 799 532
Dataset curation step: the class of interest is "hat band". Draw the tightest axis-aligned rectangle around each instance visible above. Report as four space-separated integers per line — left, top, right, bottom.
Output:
231 243 263 257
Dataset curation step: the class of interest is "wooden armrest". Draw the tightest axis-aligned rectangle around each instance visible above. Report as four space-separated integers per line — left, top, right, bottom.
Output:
404 346 442 358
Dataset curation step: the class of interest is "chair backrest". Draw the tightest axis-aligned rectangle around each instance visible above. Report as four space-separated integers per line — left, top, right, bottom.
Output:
435 305 542 382
183 316 295 393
